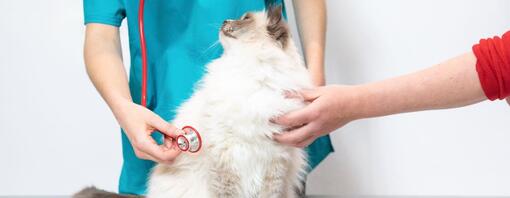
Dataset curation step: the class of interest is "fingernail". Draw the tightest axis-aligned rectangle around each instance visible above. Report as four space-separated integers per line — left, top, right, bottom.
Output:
283 90 293 98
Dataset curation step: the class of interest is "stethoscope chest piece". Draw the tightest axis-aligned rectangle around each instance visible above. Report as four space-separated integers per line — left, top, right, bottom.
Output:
176 126 202 153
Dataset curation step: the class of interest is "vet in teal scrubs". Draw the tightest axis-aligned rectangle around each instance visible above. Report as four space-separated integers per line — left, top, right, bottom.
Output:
83 0 333 195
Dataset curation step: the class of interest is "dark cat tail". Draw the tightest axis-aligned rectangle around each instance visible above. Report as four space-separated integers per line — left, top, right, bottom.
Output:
73 186 144 198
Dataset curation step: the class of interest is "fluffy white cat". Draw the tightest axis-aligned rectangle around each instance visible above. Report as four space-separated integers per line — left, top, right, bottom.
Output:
148 6 312 198
74 5 312 198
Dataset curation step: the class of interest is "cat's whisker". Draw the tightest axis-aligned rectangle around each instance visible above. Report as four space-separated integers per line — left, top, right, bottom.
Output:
201 40 221 55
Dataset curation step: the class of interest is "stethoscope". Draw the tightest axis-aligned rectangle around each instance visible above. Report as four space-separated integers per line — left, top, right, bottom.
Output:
138 0 202 153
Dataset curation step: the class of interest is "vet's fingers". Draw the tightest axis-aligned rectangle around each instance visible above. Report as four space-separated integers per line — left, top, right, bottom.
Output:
283 90 303 99
147 114 179 138
138 137 182 164
163 135 176 150
506 97 510 106
274 123 316 146
133 149 158 162
299 88 321 101
272 105 318 128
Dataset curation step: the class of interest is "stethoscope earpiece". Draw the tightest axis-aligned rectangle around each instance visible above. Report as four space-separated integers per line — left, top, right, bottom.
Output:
176 126 202 153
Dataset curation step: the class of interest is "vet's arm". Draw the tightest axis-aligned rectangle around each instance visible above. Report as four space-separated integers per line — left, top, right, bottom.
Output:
274 53 487 147
84 23 181 163
292 0 327 86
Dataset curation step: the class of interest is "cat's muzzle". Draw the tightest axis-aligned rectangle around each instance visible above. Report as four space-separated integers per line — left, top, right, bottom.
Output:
221 20 236 38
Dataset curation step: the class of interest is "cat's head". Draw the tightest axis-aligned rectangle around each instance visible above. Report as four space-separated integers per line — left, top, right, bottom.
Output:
219 5 290 51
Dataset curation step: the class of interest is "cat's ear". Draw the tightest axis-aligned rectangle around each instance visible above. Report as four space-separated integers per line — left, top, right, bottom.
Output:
267 5 283 25
267 5 288 48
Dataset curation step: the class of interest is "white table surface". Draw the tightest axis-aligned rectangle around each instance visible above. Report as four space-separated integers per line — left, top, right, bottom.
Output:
0 196 507 198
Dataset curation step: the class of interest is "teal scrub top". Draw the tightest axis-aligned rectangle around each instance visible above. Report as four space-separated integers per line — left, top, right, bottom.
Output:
83 0 333 195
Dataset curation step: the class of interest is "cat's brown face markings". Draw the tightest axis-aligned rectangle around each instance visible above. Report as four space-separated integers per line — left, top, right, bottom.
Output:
221 13 256 39
220 5 289 48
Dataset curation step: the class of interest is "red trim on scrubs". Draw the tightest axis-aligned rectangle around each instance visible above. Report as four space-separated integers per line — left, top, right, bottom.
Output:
473 31 510 100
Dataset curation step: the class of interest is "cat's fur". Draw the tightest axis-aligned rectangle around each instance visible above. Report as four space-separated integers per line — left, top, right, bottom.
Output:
74 5 311 198
147 6 311 197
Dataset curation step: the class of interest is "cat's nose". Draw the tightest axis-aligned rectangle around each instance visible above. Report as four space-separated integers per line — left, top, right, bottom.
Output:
222 20 232 27
221 20 233 32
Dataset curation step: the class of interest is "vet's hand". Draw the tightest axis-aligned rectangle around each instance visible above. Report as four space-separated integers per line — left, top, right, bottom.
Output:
272 85 359 148
113 100 183 164
507 97 510 106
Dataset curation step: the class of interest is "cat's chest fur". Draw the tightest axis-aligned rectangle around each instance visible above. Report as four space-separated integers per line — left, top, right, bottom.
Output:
177 49 311 140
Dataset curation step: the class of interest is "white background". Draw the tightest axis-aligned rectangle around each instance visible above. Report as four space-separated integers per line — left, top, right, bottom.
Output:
1 0 509 196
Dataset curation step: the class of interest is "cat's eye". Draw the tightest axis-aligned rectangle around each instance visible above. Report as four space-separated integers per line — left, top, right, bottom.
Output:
242 14 251 20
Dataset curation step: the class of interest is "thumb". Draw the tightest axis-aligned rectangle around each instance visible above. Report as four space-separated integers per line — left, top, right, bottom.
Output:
506 97 510 106
299 88 321 101
147 113 179 138
273 103 318 128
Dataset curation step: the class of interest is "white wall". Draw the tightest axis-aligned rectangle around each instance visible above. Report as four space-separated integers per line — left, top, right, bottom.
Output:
1 0 509 196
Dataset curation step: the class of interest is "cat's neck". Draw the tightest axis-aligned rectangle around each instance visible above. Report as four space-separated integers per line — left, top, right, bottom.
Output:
223 41 302 65
204 40 310 93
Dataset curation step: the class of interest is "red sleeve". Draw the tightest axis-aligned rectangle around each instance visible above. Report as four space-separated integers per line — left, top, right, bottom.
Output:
472 31 510 100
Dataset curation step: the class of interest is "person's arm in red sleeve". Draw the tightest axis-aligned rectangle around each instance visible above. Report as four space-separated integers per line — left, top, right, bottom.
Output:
273 31 510 148
473 31 510 102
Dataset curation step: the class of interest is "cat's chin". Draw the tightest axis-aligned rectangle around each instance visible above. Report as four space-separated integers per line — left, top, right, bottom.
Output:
218 32 231 50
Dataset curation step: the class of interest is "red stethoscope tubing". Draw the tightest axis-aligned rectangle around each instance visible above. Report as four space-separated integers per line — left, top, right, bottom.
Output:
138 0 148 107
137 1 202 153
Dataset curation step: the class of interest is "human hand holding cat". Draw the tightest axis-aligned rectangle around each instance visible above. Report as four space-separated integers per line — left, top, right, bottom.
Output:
273 85 359 147
113 100 183 164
